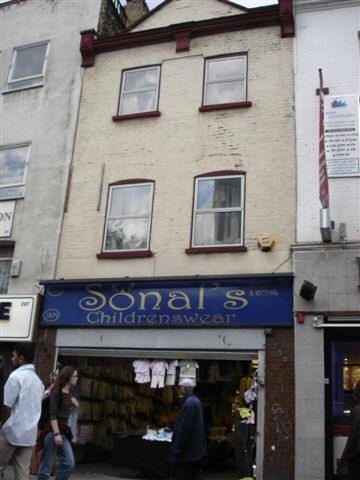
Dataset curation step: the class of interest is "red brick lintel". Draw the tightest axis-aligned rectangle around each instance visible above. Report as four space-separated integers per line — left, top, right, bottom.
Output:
97 250 153 259
80 5 294 68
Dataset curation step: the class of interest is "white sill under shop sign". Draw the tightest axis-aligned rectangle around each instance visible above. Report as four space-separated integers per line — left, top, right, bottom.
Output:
0 295 39 342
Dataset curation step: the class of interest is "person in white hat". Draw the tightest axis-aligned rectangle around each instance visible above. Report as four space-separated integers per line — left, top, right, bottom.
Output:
168 377 207 479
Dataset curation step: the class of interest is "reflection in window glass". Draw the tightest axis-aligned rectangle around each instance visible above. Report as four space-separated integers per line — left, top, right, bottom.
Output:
104 183 153 252
0 260 12 294
0 145 29 200
119 66 160 115
193 175 244 247
7 42 49 91
204 55 246 106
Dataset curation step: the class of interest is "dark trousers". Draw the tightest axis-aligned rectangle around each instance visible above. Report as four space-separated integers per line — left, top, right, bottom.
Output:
235 418 253 478
347 453 360 480
176 461 200 480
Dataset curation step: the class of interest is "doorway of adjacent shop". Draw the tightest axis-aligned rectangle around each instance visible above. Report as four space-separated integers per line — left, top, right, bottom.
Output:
51 352 260 480
325 332 360 480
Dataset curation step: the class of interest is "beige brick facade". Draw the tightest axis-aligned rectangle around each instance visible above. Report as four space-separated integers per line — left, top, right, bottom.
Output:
57 13 295 280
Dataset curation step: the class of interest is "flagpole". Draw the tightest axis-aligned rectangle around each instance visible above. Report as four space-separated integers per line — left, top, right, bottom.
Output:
318 68 332 242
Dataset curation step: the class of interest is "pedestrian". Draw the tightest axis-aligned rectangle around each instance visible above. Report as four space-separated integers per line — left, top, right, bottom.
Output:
169 377 207 480
36 365 78 480
338 380 360 480
0 354 5 420
0 343 44 480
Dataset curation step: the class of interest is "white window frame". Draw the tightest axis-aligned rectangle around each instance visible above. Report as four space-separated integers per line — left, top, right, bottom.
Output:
6 41 50 92
118 66 161 115
102 182 154 253
203 55 247 106
0 143 31 200
192 174 245 248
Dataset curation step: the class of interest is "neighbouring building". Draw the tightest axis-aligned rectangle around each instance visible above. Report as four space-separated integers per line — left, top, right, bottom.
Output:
37 1 297 479
0 0 145 367
292 1 360 479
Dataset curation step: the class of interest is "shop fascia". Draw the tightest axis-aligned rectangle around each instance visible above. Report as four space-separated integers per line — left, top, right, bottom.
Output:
40 274 294 328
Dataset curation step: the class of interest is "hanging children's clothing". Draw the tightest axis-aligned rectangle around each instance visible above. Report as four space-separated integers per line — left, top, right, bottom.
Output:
150 360 168 388
133 359 151 384
178 360 199 387
165 360 178 386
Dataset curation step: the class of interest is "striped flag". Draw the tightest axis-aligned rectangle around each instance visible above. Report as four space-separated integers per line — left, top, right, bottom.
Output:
318 68 329 208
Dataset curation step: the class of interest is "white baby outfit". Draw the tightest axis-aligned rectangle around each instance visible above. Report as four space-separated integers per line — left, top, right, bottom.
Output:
133 359 151 384
150 360 168 388
165 360 178 386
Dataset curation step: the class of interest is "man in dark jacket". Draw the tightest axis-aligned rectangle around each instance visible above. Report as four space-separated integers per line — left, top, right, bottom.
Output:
0 354 5 419
169 378 207 480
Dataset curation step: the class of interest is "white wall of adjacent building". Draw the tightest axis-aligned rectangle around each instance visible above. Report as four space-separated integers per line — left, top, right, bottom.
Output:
294 0 360 243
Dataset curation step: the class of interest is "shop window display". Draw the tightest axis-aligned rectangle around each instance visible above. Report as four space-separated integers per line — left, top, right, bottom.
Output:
58 355 258 479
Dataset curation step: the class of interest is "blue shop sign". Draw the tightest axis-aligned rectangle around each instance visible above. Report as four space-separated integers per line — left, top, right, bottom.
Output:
40 276 293 328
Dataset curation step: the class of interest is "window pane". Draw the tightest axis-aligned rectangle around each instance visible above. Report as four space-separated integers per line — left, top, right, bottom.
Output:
109 185 152 217
205 80 245 105
123 68 159 92
105 218 149 251
0 147 27 187
11 44 47 80
0 260 11 294
6 77 43 91
194 211 242 246
197 178 242 209
120 90 157 114
207 57 245 82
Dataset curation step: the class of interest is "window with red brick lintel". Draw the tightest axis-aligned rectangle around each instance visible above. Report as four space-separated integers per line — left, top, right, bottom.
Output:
97 180 154 259
115 65 161 120
186 171 247 255
200 54 251 112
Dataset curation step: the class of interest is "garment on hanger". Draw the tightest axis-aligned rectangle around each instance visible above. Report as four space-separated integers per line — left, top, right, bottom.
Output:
178 360 199 386
150 360 168 388
133 359 151 384
165 360 178 386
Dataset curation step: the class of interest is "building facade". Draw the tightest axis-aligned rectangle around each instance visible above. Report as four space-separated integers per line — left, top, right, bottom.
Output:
292 1 360 479
37 0 297 479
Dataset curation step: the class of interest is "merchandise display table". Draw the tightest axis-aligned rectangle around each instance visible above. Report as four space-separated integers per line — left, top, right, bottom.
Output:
112 432 172 479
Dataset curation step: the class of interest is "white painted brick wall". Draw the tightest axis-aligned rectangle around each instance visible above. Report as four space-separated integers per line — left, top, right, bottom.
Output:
294 3 360 242
57 27 295 279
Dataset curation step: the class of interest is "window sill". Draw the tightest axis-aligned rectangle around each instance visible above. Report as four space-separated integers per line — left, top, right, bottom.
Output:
97 250 153 259
185 246 247 254
112 111 161 122
199 101 252 112
2 84 44 94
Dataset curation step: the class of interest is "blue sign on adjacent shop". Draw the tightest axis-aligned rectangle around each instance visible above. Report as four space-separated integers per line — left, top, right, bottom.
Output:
40 275 293 328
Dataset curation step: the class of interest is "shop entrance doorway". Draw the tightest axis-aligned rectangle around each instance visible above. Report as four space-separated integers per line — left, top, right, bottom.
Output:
55 349 262 480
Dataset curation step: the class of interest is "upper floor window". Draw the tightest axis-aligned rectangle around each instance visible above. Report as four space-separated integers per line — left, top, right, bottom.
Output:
191 173 245 248
6 41 50 92
0 246 14 294
102 181 154 253
0 144 30 200
118 66 161 115
203 54 247 106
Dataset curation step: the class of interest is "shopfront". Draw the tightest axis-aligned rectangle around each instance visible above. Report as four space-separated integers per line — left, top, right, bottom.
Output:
38 274 295 480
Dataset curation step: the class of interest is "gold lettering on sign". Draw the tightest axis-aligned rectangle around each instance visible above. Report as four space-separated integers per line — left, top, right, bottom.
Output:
167 291 191 310
109 290 135 311
223 290 248 309
139 291 161 311
197 284 205 310
79 284 106 311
